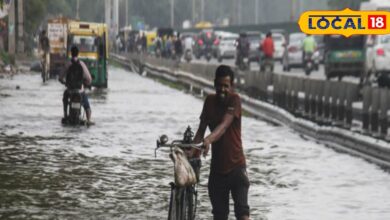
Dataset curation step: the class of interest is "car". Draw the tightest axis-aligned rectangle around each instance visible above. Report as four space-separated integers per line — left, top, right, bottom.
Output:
366 34 390 80
282 32 306 71
246 31 263 64
216 33 239 62
272 33 286 62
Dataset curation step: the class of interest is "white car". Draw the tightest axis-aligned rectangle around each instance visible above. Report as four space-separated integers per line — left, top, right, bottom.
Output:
366 34 390 77
216 34 238 62
282 33 306 71
272 33 286 61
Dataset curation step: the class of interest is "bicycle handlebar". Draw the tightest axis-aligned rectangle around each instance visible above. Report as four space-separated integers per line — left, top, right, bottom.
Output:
157 141 204 150
155 134 204 158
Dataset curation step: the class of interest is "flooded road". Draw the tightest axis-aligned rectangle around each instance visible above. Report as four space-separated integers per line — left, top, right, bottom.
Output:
1 67 390 220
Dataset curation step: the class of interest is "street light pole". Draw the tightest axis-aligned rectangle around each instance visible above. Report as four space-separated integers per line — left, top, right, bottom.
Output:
76 0 80 20
17 0 24 53
238 0 241 25
192 0 195 24
125 0 128 27
201 0 205 21
255 0 259 24
171 0 174 27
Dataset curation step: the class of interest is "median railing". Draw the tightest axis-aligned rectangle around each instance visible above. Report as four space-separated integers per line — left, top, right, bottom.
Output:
116 53 390 141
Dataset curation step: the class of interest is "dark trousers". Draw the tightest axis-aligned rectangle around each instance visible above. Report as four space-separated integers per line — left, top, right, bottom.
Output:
208 167 250 220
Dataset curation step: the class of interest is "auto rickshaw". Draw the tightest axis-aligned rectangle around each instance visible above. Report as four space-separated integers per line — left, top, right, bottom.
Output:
324 35 366 82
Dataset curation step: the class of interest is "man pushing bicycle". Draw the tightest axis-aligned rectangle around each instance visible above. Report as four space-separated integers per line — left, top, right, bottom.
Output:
193 65 250 220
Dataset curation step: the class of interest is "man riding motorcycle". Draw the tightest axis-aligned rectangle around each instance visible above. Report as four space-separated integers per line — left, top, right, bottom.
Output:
235 32 250 69
302 34 317 64
59 46 94 125
260 32 275 71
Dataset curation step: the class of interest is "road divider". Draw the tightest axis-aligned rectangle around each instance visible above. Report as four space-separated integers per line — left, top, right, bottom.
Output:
111 53 390 168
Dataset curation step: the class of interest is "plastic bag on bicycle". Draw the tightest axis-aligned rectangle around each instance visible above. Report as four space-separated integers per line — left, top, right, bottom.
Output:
170 146 197 187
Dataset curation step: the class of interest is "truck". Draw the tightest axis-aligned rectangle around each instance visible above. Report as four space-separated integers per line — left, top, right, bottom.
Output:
47 17 69 77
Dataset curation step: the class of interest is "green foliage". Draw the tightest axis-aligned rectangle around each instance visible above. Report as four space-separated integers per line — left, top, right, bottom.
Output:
0 49 10 65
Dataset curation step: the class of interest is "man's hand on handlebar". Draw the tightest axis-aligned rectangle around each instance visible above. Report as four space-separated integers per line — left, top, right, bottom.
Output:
202 138 211 158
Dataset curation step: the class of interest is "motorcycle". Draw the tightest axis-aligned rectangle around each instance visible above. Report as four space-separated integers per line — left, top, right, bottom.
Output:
260 56 274 72
304 52 314 76
236 52 249 71
62 89 86 126
184 49 192 63
204 44 212 62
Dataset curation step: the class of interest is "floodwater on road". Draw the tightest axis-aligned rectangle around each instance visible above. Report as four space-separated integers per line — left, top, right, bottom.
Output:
0 67 389 220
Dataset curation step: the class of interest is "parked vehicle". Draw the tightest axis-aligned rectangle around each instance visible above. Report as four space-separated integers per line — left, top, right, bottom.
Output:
324 35 366 81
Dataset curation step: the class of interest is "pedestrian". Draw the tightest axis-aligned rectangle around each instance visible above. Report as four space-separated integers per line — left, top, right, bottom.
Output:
141 33 147 53
193 65 250 220
39 30 50 74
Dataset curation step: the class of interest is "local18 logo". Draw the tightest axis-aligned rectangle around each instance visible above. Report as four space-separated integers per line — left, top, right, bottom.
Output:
299 8 390 37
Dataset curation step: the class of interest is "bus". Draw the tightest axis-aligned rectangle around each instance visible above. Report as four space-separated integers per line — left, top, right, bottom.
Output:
67 21 108 88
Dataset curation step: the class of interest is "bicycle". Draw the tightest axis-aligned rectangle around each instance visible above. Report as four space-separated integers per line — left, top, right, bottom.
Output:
155 126 203 220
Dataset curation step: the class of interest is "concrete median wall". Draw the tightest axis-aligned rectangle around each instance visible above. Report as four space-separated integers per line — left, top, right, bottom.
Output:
111 53 390 168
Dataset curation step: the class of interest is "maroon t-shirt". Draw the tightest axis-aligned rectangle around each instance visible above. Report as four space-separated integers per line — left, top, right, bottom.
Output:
200 93 246 174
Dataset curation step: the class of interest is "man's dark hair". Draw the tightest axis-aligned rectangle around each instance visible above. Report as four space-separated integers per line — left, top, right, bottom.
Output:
215 65 234 85
71 46 79 58
266 32 272 38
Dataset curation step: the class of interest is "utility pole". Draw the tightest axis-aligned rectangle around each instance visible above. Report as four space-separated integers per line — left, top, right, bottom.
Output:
125 0 128 27
291 0 299 21
255 0 259 24
192 0 195 25
76 0 80 20
171 0 174 27
113 0 119 35
8 0 15 57
105 0 111 27
237 0 242 25
200 0 204 21
17 0 23 53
